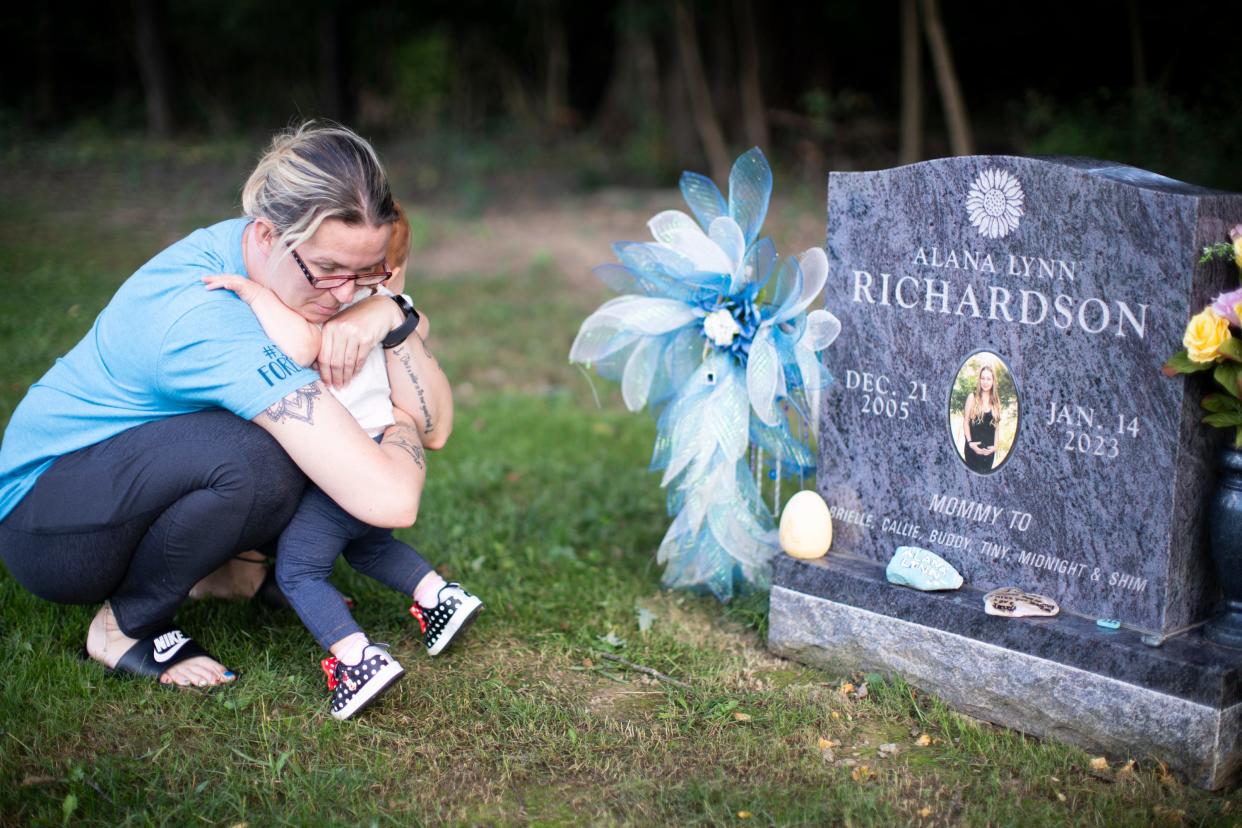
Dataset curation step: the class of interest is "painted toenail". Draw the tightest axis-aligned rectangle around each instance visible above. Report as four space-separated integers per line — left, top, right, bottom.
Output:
223 671 235 679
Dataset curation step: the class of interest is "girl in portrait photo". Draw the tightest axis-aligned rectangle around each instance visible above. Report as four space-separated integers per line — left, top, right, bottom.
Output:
963 363 1000 473
949 351 1019 474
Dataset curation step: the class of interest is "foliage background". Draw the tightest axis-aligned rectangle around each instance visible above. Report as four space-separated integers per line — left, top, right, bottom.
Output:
2 0 1240 191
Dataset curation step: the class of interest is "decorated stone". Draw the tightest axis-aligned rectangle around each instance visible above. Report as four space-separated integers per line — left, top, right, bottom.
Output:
984 587 1060 618
780 490 833 559
885 546 963 591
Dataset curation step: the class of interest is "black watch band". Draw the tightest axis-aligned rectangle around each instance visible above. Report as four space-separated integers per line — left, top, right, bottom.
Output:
381 294 420 349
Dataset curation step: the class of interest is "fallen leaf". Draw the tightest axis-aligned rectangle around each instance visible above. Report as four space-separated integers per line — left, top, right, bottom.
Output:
918 807 932 818
733 711 752 722
1055 791 1067 803
737 812 752 819
582 658 593 668
916 733 932 747
839 682 855 696
850 765 874 782
817 737 832 750
1153 804 1186 824
1090 756 1109 772
597 632 626 648
20 776 56 787
831 711 841 720
1116 759 1137 782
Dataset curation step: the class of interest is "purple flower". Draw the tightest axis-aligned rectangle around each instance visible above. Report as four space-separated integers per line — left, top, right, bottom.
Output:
1211 287 1242 326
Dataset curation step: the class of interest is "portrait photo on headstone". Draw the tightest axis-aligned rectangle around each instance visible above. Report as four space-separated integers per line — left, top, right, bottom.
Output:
947 350 1019 474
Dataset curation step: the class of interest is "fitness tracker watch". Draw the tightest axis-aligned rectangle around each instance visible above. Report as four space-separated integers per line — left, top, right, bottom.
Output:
381 293 421 349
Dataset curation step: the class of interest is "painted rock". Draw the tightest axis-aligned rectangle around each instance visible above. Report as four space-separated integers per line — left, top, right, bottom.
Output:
885 546 963 591
984 587 1060 618
779 490 833 559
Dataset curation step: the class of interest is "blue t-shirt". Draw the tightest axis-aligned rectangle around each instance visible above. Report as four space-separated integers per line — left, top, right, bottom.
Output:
0 218 314 521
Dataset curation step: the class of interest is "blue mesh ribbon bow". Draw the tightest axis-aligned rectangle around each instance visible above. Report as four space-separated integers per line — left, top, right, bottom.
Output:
570 148 841 601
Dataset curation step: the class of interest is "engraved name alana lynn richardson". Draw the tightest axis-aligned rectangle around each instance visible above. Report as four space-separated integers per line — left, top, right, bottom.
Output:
851 247 1149 339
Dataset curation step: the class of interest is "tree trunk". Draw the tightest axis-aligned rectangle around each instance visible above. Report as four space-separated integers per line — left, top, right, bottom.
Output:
673 0 730 181
898 0 922 165
34 4 54 124
317 5 349 123
664 38 700 170
1127 0 1146 91
131 0 173 138
543 3 570 130
735 0 768 150
920 0 972 156
593 3 661 140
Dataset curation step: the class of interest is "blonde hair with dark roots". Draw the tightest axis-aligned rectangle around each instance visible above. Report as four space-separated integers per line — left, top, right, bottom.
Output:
969 364 1001 425
241 122 399 267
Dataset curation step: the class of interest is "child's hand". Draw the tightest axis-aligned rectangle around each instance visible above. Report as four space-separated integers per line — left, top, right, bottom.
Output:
203 274 266 305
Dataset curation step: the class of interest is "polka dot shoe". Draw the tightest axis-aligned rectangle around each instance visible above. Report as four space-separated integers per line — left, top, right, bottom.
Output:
409 583 483 656
320 644 404 721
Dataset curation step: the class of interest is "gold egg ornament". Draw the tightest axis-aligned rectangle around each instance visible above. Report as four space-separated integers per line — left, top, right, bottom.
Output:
779 490 833 559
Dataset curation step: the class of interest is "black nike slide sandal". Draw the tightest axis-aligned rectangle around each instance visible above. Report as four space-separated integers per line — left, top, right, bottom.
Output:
82 629 234 684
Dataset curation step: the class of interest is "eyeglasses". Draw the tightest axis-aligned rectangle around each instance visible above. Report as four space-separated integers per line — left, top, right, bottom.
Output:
291 249 392 290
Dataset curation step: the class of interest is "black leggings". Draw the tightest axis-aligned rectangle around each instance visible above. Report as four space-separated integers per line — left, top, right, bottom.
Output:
0 410 305 639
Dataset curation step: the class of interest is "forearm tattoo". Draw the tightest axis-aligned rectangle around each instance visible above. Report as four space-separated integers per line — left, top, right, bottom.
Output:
383 424 425 470
394 345 435 433
414 332 437 363
263 382 322 425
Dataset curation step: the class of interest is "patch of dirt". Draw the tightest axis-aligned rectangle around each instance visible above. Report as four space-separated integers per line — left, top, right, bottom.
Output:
585 683 665 722
414 189 828 296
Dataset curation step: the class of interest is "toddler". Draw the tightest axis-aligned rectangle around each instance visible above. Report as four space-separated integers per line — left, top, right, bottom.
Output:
204 206 482 719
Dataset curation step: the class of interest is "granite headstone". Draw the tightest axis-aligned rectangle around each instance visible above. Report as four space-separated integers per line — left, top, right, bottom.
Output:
818 155 1239 635
768 156 1242 789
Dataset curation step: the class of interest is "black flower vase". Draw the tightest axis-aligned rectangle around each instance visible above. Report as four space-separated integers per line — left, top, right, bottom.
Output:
1206 447 1242 648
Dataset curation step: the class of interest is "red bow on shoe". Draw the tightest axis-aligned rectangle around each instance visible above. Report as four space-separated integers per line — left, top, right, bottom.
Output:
321 657 340 691
409 603 427 635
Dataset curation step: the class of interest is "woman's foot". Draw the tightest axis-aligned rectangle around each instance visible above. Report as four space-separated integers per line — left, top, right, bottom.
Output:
84 602 235 687
189 553 269 601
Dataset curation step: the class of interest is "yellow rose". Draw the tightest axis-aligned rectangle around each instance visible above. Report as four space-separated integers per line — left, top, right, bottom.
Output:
1184 308 1232 363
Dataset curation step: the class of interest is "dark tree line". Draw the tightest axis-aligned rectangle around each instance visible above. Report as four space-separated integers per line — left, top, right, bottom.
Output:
2 1 1238 186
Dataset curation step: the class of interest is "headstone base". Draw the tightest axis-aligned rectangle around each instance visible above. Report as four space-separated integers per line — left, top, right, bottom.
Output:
768 555 1242 790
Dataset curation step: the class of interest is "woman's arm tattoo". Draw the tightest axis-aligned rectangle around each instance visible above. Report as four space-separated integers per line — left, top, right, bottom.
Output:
383 423 425 469
413 332 437 363
263 382 323 425
393 345 435 433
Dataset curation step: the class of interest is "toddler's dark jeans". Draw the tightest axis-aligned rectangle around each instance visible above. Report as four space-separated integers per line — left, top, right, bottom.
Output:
275 482 433 651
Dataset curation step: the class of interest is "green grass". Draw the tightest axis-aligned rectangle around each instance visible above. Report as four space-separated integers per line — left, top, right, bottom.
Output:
3 141 1242 825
